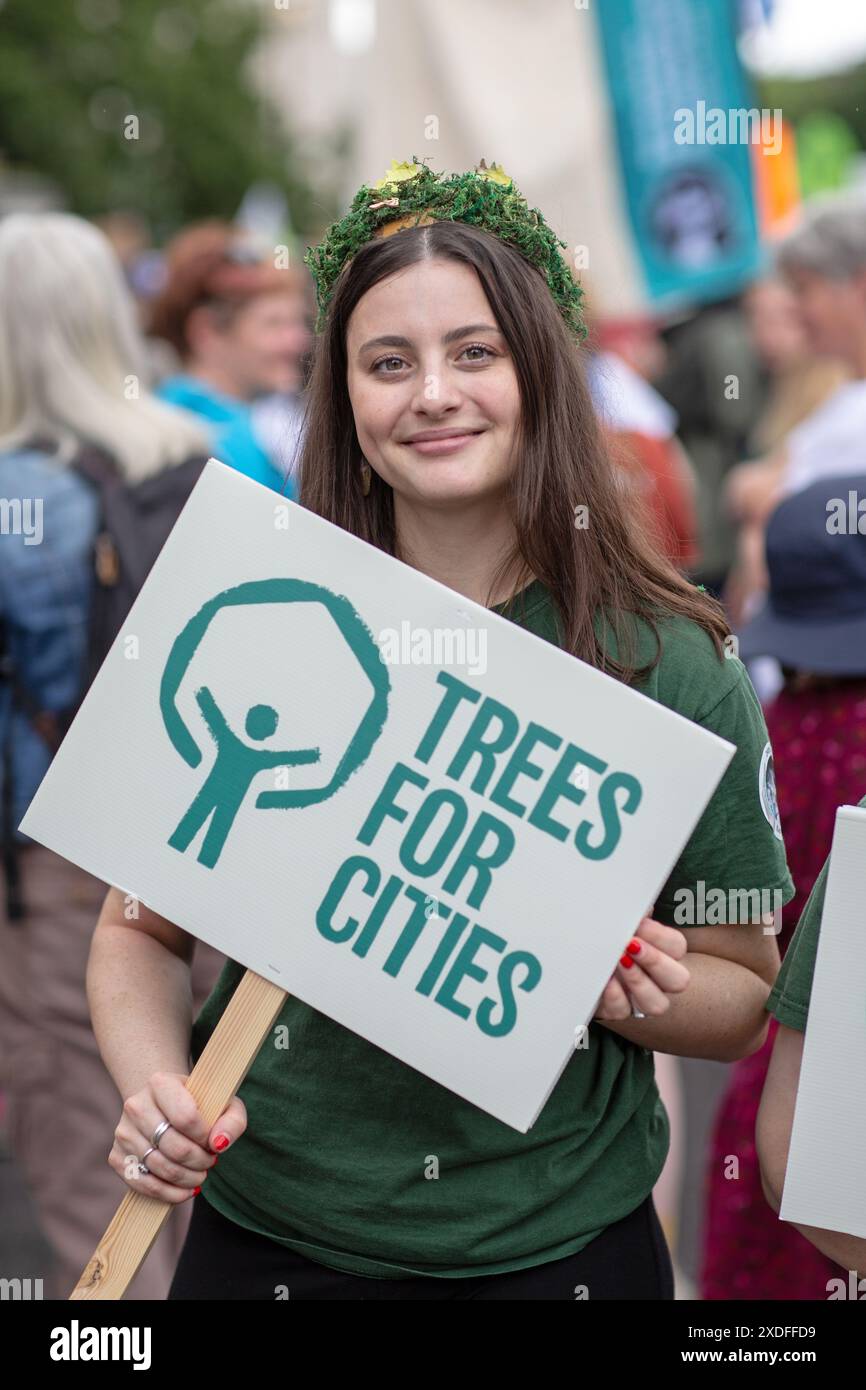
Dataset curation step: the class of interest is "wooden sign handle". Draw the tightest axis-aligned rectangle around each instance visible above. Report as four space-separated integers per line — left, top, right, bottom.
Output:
69 970 288 1300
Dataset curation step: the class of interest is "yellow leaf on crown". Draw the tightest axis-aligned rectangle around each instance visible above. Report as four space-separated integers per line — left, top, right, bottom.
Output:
372 159 425 190
475 160 512 187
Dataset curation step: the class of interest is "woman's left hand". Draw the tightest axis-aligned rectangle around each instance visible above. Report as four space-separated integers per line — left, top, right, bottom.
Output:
592 916 690 1022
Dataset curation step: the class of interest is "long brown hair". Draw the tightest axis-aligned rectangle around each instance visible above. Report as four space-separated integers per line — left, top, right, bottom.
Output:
298 220 729 684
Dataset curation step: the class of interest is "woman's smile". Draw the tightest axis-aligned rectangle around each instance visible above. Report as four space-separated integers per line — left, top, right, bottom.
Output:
346 259 520 510
402 427 487 456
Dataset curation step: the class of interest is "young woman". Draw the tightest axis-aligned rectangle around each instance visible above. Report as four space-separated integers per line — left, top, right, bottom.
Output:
701 473 866 1299
88 162 794 1300
758 790 866 1278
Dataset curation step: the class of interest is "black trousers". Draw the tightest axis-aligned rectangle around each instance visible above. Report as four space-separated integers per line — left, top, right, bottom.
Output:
168 1192 674 1300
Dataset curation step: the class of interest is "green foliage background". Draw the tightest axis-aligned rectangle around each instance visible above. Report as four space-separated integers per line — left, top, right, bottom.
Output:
758 66 866 149
0 0 323 237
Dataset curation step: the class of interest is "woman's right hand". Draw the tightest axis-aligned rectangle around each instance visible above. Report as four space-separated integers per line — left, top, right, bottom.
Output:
109 1071 248 1204
591 916 689 1022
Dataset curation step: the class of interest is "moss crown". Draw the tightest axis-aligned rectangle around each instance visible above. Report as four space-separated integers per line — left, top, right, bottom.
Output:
303 156 587 340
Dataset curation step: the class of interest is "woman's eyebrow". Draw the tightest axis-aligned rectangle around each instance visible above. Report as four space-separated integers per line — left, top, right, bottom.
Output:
358 323 502 353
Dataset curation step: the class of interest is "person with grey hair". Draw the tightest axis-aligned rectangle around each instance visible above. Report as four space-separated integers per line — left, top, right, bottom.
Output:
724 196 866 628
0 212 225 1298
774 194 866 495
777 193 866 286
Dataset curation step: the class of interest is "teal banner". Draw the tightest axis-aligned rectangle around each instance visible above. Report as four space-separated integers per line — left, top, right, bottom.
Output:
594 0 764 305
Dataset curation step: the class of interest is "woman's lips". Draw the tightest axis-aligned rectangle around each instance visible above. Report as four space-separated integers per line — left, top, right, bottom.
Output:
404 431 483 455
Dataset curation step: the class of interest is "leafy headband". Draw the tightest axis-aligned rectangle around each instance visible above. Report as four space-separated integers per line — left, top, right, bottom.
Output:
303 156 587 341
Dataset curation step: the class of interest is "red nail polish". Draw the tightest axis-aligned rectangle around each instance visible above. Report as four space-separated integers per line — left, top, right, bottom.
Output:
627 939 641 955
620 954 634 969
212 1134 230 1151
193 1186 201 1195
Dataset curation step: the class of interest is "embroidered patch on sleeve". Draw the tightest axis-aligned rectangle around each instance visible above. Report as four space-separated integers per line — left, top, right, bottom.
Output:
759 741 783 841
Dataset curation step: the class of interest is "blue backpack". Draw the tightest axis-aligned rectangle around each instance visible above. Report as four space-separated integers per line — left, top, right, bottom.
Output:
0 442 206 917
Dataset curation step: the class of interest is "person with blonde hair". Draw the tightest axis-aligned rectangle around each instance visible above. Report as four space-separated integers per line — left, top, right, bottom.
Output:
0 211 224 1299
0 213 209 482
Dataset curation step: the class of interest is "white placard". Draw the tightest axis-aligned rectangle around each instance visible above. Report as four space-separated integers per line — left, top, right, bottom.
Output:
780 804 866 1237
21 459 735 1131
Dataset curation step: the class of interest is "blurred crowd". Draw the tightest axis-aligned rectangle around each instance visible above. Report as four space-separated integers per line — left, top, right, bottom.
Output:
2 192 866 1298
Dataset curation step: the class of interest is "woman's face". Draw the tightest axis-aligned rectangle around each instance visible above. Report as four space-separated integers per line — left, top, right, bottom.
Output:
744 280 807 372
228 289 311 396
345 258 520 509
784 265 866 365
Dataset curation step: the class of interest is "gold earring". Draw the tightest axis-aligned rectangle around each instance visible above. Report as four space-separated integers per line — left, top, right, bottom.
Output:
360 459 372 496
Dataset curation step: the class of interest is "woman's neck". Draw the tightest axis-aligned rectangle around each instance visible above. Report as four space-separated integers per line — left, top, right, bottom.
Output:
393 493 530 608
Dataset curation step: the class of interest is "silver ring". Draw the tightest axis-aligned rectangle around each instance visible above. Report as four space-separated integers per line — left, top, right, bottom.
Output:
151 1120 171 1149
631 1005 646 1019
137 1144 156 1175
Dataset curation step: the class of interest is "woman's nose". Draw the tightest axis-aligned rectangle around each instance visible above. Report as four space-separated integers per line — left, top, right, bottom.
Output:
410 360 464 412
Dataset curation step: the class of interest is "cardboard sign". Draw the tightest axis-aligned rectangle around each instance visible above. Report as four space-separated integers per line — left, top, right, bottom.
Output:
21 459 735 1131
780 804 866 1238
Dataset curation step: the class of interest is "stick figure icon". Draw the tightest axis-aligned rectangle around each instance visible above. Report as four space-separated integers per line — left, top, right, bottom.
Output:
168 685 320 868
160 578 391 871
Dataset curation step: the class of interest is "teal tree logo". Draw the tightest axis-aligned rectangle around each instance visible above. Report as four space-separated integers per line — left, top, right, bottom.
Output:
160 578 390 868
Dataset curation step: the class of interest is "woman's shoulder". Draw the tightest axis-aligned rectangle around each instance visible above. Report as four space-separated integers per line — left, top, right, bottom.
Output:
624 608 743 725
157 374 239 423
643 608 795 919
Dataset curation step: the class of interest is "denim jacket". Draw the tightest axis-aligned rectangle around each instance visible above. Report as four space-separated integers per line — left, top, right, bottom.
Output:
0 448 99 839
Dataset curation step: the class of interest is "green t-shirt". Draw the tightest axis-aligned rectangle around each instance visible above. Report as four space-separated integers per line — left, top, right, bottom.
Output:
766 794 866 1033
190 579 795 1280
